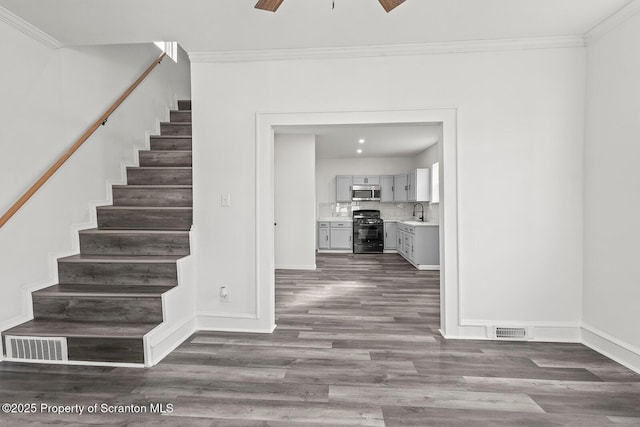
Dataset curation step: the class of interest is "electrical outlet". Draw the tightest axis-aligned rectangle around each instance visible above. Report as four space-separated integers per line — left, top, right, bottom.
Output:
219 286 229 302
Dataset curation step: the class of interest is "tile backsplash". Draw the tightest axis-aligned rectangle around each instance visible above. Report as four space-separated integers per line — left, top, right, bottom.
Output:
319 201 438 222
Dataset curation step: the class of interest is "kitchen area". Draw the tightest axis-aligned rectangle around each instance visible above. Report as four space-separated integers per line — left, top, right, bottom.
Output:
274 123 442 272
317 169 440 270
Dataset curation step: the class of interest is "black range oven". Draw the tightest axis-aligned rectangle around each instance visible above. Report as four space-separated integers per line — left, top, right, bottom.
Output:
352 209 384 254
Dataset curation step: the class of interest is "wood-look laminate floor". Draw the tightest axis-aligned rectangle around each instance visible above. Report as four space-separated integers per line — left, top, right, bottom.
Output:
1 253 640 426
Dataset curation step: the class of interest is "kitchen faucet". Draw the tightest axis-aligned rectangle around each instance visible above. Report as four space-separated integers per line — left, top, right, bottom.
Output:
412 203 424 222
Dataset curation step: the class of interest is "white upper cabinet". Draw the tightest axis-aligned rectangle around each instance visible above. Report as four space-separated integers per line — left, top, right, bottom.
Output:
407 168 430 202
334 171 428 203
379 175 394 203
352 175 380 185
336 175 353 202
407 170 417 201
393 174 408 202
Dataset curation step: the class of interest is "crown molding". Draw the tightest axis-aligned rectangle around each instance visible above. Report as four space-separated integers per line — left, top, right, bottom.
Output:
585 0 640 44
0 6 62 49
189 36 584 63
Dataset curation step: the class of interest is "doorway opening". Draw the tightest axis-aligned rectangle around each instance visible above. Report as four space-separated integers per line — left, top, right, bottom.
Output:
255 109 459 337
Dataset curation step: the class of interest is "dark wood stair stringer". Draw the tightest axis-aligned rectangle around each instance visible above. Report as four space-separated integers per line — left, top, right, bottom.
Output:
2 100 193 365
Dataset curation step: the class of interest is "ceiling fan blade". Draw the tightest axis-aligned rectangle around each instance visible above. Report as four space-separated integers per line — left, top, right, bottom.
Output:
255 0 286 12
378 0 406 13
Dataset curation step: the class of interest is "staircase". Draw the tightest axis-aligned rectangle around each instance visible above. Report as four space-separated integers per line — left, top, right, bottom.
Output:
1 100 193 365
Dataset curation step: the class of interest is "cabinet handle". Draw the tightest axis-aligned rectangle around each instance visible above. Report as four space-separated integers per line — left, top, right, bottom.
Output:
405 185 408 191
326 235 329 241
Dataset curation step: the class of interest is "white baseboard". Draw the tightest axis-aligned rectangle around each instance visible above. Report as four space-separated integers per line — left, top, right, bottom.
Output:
440 324 486 340
145 316 197 367
1 357 145 369
275 264 317 270
582 323 640 374
197 312 275 333
197 325 277 334
416 265 440 271
447 320 582 342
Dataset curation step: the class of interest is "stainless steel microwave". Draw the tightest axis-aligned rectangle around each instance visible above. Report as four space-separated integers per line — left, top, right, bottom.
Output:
352 185 381 201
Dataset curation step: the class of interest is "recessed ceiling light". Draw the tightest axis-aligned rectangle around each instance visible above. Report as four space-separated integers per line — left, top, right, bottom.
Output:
357 149 363 154
358 139 365 144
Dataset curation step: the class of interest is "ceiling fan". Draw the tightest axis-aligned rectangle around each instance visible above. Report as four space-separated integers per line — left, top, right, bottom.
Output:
255 0 406 13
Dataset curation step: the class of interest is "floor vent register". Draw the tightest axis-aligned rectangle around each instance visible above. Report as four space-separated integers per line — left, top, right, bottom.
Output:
4 336 68 361
490 326 533 341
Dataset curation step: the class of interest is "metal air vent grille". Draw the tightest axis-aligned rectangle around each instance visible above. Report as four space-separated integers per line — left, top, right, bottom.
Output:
494 327 529 340
5 336 68 361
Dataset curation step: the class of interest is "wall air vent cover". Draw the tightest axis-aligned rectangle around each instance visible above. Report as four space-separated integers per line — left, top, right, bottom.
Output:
5 336 68 362
490 326 532 341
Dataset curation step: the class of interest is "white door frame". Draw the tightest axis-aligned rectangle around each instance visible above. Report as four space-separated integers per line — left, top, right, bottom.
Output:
255 108 460 337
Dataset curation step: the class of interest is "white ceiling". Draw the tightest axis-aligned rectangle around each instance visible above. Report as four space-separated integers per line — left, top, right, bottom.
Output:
2 1 628 160
0 0 631 52
276 123 441 159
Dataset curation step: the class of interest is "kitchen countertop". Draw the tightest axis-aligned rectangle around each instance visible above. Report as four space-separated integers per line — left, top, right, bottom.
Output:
395 220 439 227
318 218 438 227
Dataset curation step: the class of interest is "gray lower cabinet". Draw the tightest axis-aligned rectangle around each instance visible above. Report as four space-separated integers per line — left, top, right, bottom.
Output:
384 221 397 250
318 222 330 249
330 227 352 249
318 221 352 250
397 223 439 269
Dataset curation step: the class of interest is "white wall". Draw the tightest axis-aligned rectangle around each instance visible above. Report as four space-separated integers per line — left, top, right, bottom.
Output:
583 11 640 370
274 134 316 270
191 44 585 336
414 143 439 169
0 23 191 331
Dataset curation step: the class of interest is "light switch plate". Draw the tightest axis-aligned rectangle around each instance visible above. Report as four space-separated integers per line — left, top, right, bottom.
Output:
221 193 231 207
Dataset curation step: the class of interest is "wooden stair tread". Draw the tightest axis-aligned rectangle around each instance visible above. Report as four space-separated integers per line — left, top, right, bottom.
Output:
97 206 192 210
3 100 194 366
58 254 182 263
140 150 192 153
149 135 192 139
3 320 157 339
112 185 192 189
128 166 192 169
79 228 190 235
33 284 175 297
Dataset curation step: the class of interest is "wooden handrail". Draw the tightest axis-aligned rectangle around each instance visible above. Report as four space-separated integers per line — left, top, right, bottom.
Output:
0 52 167 230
